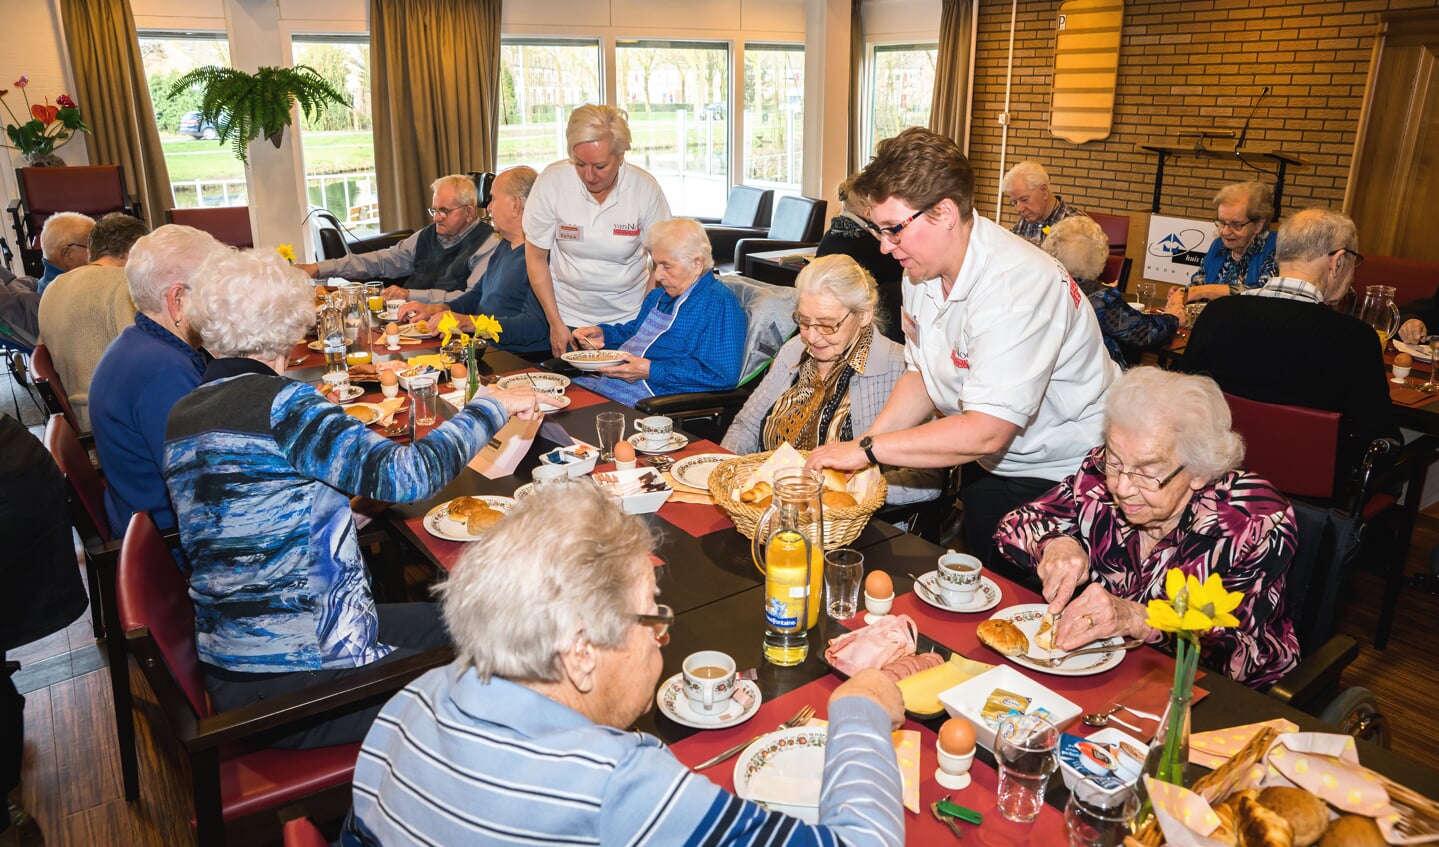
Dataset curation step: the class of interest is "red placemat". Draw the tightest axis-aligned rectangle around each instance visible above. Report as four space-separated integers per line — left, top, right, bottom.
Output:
403 514 464 571
654 438 735 536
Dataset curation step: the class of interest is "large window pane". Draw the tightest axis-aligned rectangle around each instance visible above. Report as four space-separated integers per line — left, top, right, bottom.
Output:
293 36 377 237
743 43 803 196
139 33 245 209
868 44 937 156
616 39 728 218
499 39 602 171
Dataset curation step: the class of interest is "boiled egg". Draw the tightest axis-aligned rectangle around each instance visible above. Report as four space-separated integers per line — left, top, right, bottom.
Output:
379 370 398 387
865 570 893 599
613 441 636 463
938 717 977 756
384 321 400 335
1395 352 1414 367
451 363 468 381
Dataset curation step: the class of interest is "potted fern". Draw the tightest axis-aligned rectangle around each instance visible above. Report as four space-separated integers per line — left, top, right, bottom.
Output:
165 65 349 163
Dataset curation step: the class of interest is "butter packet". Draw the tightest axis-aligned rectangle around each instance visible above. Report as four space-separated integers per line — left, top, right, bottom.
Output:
981 688 1032 724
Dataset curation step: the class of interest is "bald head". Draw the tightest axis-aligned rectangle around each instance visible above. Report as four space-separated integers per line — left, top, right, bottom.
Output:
488 166 538 244
1275 208 1360 304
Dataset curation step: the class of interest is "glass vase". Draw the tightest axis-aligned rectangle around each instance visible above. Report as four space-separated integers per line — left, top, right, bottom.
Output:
1137 633 1198 821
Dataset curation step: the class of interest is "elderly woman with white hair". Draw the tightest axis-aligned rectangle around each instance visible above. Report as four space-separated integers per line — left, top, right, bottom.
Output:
723 254 941 505
570 217 745 406
162 248 543 748
993 367 1299 688
525 103 673 356
1044 216 1185 367
347 483 906 847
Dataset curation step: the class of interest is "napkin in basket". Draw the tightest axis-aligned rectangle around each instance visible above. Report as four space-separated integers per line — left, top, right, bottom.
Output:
1190 718 1297 769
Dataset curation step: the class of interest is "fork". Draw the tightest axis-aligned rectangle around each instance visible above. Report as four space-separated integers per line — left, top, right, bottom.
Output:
693 705 816 770
1046 639 1145 667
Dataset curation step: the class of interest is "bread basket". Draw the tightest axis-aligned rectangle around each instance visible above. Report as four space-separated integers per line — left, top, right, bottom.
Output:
707 450 887 550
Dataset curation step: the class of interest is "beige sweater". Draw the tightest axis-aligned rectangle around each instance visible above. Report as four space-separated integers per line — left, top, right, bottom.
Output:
37 265 136 431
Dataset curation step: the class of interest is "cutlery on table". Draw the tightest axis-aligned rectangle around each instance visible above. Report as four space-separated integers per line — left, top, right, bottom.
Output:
1045 639 1144 667
692 705 815 771
905 572 946 606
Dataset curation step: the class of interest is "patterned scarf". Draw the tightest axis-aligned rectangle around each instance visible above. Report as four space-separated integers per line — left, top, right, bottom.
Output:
762 325 873 451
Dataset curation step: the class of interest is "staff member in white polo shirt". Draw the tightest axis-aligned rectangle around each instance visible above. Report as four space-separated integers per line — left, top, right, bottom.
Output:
806 127 1118 568
525 104 672 357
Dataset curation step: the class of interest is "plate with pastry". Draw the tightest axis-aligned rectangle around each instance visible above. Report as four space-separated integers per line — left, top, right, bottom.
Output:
980 604 1126 676
342 402 385 426
397 320 438 338
424 495 517 541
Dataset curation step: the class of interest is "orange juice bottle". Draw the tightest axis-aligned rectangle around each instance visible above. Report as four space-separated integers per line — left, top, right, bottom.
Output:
754 469 825 666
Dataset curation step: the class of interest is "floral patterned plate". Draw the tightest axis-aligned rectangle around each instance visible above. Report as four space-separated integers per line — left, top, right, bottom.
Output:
733 726 827 824
655 673 761 730
989 603 1126 677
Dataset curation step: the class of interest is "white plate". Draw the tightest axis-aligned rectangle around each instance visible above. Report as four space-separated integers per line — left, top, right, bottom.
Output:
496 372 571 393
306 340 325 352
537 394 571 412
513 482 536 500
670 453 731 490
376 310 399 322
626 432 689 455
398 322 437 338
1393 340 1434 362
912 571 1001 613
561 349 625 371
655 674 762 730
733 726 827 824
422 496 518 542
988 603 1126 676
341 402 385 426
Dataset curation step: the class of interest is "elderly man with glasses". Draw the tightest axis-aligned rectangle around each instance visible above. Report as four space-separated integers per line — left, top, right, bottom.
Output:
35 211 94 296
1000 160 1086 246
1187 180 1280 303
296 174 499 305
1181 207 1398 481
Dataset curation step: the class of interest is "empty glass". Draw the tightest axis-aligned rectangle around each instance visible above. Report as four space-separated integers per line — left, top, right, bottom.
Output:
410 376 438 426
1065 777 1139 846
823 548 864 620
596 412 625 462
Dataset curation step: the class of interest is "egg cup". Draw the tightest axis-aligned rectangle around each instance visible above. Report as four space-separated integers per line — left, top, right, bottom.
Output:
935 744 975 790
381 383 399 399
386 333 401 350
1393 365 1411 384
863 591 894 624
614 458 637 470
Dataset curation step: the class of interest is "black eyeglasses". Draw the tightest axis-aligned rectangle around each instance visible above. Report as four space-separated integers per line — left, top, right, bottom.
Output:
1102 451 1186 491
635 604 674 646
865 205 934 244
1214 218 1258 232
1328 248 1365 269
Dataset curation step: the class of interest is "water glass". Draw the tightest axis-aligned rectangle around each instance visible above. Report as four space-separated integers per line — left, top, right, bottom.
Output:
1135 281 1157 311
410 376 438 426
995 714 1059 823
1065 777 1139 846
596 412 626 462
823 549 864 620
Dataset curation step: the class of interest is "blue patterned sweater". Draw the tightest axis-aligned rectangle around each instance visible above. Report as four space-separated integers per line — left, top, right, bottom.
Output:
164 358 507 673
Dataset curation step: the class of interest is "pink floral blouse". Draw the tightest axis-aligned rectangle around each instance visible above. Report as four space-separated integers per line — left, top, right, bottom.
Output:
993 447 1300 688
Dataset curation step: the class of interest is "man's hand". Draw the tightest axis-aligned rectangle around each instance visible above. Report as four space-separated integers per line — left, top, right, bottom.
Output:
603 353 650 383
295 262 319 278
831 668 905 731
382 285 410 301
1400 319 1429 344
397 301 442 324
1036 536 1089 615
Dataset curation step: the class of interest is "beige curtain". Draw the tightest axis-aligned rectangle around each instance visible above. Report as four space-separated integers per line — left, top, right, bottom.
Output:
848 0 864 173
59 0 174 226
371 0 502 231
929 0 974 146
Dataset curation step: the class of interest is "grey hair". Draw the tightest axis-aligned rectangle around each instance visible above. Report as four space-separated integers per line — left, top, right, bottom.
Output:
1213 181 1275 225
1275 207 1357 265
836 174 866 217
1043 216 1108 284
1104 366 1245 483
39 212 94 261
436 483 656 682
431 174 478 208
87 212 150 262
566 103 632 155
796 254 878 316
497 165 538 201
643 217 712 272
1001 161 1050 195
188 248 315 361
125 225 227 313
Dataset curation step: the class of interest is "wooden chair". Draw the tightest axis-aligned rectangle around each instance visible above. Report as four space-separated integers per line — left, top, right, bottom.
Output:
8 165 142 276
283 817 331 847
167 206 254 248
1089 210 1129 255
118 511 452 846
27 343 84 439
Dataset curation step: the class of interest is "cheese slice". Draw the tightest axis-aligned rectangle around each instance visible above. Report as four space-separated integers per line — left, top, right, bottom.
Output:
896 654 995 716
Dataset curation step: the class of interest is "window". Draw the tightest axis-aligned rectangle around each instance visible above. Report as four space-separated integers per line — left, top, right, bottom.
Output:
293 36 377 236
743 43 804 196
868 43 937 156
499 38 602 171
139 32 244 209
616 39 728 218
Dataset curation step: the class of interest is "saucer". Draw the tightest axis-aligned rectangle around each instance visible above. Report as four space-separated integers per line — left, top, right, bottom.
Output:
913 571 1001 613
627 432 689 454
655 673 762 729
324 384 364 403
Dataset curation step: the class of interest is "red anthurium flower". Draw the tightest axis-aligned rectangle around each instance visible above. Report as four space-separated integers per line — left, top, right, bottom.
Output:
13 76 28 88
31 104 58 125
56 94 75 109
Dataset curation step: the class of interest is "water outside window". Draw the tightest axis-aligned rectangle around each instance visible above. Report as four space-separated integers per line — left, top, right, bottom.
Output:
139 33 245 209
293 36 377 237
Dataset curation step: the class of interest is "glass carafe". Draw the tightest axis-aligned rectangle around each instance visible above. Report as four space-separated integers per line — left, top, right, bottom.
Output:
338 282 373 365
752 468 825 666
1356 285 1400 351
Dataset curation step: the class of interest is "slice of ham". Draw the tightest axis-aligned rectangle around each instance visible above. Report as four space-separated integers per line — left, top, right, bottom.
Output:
879 651 944 683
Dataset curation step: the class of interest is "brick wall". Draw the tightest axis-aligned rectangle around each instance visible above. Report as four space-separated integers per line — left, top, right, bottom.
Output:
966 0 1439 224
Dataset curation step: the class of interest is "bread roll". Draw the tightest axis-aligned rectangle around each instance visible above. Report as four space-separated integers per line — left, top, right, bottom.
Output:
740 481 772 504
1316 815 1384 847
822 490 858 509
446 496 486 519
1258 787 1329 847
1211 800 1239 846
1238 794 1295 847
976 619 1029 656
821 468 850 492
466 507 504 535
1034 613 1057 651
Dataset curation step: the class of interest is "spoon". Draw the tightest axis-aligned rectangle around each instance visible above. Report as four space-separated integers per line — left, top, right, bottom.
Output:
1082 701 1156 730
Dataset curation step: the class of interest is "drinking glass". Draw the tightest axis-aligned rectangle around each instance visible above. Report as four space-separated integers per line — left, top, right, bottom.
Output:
1135 281 1157 311
1421 336 1439 394
410 376 438 426
365 282 384 314
596 412 626 462
1065 778 1139 847
823 548 864 620
995 714 1059 823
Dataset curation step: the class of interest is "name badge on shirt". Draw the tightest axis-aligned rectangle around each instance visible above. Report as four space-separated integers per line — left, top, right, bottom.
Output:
951 347 970 370
900 309 919 344
612 223 641 237
558 224 583 242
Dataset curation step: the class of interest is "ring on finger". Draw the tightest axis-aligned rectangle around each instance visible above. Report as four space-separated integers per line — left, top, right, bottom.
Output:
1084 614 1095 629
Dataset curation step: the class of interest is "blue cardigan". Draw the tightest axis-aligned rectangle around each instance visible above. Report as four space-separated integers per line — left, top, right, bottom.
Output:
445 240 549 354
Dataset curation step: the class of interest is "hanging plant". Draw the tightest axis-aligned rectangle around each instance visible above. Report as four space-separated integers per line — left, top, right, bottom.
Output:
165 65 349 163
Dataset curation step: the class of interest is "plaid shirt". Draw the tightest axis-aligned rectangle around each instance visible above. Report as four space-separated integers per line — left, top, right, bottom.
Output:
1247 276 1324 304
1011 197 1085 245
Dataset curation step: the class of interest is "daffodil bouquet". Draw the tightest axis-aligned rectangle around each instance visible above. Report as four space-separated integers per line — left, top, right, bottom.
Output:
435 311 502 347
1143 569 1243 791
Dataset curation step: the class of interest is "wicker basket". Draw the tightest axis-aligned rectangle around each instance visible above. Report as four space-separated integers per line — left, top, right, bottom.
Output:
707 451 887 550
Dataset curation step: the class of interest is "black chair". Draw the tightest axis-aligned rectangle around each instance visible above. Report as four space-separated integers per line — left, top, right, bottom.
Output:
699 186 775 267
734 196 829 277
312 209 413 263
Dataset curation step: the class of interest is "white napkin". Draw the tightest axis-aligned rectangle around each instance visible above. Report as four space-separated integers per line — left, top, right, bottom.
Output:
745 772 821 808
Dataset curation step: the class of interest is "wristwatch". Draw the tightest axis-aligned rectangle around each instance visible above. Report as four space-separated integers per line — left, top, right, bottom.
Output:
859 435 879 466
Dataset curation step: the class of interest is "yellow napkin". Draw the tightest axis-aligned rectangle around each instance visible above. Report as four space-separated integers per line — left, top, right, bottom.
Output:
662 472 715 504
1189 718 1298 769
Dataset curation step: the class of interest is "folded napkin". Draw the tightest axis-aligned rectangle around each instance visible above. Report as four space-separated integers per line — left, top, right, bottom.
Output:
406 354 446 371
1189 718 1298 769
745 772 821 807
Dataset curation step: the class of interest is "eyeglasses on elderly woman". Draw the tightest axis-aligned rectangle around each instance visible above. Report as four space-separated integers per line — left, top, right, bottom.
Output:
635 604 674 645
1101 449 1186 491
791 310 853 337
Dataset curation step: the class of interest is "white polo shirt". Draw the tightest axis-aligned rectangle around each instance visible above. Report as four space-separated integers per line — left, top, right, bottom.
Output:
524 158 672 326
901 215 1118 482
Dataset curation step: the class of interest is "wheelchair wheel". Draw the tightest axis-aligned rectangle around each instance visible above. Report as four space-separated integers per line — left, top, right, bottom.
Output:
1319 686 1390 749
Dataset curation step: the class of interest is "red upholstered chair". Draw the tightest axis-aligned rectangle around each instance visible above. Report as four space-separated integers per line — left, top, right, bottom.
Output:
167 206 255 248
1089 210 1130 255
8 165 142 276
27 343 83 438
118 511 451 846
1099 255 1133 292
1353 253 1439 308
283 817 331 847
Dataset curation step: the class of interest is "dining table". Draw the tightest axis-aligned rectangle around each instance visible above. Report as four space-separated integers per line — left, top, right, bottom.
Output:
316 339 1439 844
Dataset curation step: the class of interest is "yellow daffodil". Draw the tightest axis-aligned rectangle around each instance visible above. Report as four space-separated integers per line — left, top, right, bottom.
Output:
436 311 461 348
472 314 503 340
1145 567 1243 633
276 244 297 264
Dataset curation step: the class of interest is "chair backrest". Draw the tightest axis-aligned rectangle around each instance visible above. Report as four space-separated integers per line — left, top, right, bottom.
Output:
314 211 350 260
468 171 497 208
768 196 828 242
1223 392 1341 499
27 343 80 433
118 511 210 717
1353 253 1439 308
720 186 774 228
1100 255 1132 292
167 206 254 248
720 275 800 383
16 165 132 241
42 413 111 544
1089 211 1129 255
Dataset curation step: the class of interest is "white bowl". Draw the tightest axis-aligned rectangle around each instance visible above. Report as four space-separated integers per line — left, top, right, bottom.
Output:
539 445 599 477
937 664 1082 752
396 365 441 391
1058 726 1146 794
594 467 672 514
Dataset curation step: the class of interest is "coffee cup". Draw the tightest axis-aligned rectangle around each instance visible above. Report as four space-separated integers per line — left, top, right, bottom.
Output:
937 551 983 607
635 415 674 449
531 464 571 487
386 299 406 319
682 650 736 715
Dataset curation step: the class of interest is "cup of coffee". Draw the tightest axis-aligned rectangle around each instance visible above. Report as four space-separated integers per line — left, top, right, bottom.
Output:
937 551 983 607
634 415 674 450
531 464 571 487
682 650 736 715
386 299 406 319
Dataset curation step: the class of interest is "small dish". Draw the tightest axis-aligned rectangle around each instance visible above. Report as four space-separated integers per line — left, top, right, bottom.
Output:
306 340 325 352
655 673 762 730
327 384 364 403
342 402 385 426
422 495 518 542
625 432 689 455
912 571 1001 613
594 467 672 514
937 664 1082 752
536 394 571 412
561 349 625 371
733 727 827 824
539 444 599 477
496 372 571 394
397 322 437 338
1059 727 1145 793
670 453 731 490
396 365 442 391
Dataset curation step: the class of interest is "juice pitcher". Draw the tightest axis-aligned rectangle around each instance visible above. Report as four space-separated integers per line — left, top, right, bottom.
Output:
751 468 825 666
1356 285 1400 350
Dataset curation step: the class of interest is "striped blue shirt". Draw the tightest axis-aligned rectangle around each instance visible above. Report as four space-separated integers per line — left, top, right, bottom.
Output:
344 666 905 846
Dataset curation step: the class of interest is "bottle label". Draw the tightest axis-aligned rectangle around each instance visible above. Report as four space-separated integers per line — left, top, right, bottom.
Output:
765 595 802 630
